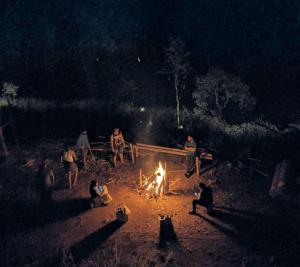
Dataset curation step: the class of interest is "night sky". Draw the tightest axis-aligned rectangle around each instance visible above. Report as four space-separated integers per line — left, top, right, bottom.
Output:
1 0 300 123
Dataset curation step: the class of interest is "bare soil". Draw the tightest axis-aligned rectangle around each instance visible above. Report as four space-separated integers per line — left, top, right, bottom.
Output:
0 142 300 267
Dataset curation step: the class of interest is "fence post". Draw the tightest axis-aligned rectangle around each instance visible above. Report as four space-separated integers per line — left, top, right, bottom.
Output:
139 169 143 186
136 145 139 158
196 156 201 177
164 161 169 194
130 143 135 164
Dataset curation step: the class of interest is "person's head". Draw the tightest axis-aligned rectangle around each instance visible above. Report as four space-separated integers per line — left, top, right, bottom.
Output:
64 142 73 150
90 180 98 187
38 159 47 171
199 182 206 189
187 135 193 142
113 128 120 135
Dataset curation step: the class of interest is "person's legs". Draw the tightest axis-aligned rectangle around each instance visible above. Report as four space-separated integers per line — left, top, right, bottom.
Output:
192 199 201 212
192 199 206 213
112 144 118 166
67 171 72 189
119 152 125 164
113 153 117 166
49 169 55 184
186 155 196 177
206 204 214 215
73 166 78 186
119 145 125 164
81 147 87 170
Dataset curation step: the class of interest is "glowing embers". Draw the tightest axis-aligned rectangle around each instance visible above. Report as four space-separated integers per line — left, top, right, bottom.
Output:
139 161 168 198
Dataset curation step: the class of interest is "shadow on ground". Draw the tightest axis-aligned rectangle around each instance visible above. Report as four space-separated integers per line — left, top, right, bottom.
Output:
0 197 91 234
194 206 300 265
70 220 125 263
159 217 178 248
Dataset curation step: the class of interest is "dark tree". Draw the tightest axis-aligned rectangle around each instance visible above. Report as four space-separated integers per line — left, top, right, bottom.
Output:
193 69 256 122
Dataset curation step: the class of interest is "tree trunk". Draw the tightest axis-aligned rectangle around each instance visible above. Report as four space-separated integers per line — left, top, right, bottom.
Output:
174 73 180 128
0 127 8 157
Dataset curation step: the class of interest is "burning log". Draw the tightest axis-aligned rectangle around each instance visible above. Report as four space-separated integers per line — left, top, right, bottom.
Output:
139 161 169 198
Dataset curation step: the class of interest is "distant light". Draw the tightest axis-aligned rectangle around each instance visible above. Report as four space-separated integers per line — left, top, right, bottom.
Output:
140 107 145 112
179 125 184 129
137 57 141 63
96 57 100 62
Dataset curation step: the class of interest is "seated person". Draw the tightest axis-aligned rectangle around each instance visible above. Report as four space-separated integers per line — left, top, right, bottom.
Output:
89 180 112 207
191 182 214 214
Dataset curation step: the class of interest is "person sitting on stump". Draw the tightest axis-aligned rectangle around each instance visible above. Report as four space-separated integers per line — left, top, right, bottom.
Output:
191 182 214 214
184 134 197 178
110 128 126 167
61 144 78 190
89 180 112 207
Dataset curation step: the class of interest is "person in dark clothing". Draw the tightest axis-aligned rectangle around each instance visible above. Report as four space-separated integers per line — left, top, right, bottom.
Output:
191 182 214 214
184 135 197 178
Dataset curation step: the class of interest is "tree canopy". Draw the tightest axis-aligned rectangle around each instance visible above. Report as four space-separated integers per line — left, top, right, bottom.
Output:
193 69 256 123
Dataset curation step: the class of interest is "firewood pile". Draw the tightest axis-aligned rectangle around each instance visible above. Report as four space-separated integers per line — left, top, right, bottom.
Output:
137 162 168 199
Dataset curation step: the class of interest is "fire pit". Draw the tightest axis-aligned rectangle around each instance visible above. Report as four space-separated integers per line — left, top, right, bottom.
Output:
138 161 169 198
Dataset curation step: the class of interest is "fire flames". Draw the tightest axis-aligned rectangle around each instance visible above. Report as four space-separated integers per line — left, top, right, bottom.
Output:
142 162 166 197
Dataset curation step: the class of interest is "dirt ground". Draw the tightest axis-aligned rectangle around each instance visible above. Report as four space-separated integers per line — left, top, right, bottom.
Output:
0 143 300 267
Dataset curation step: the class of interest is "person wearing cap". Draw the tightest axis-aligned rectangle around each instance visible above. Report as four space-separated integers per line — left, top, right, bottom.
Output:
184 134 197 178
110 128 126 167
76 130 91 170
61 144 78 189
190 182 214 214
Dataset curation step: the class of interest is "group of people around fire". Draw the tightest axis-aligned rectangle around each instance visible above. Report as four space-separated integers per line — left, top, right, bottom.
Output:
59 128 126 189
39 130 214 214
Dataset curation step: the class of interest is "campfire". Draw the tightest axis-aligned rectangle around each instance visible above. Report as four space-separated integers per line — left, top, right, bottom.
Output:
139 161 169 198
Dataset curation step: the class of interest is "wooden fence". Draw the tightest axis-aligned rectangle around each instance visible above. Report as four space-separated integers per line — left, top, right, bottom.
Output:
133 143 213 177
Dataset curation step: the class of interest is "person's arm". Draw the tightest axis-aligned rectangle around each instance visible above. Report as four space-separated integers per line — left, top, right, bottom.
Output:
86 135 91 149
76 135 82 148
72 150 77 161
184 142 188 150
49 169 55 180
102 185 108 195
93 186 102 197
110 135 115 152
185 146 196 152
121 134 126 147
184 142 196 152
